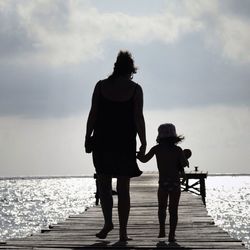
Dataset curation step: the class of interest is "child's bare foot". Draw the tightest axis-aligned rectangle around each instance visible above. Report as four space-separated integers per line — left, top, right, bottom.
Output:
158 230 166 238
95 223 114 239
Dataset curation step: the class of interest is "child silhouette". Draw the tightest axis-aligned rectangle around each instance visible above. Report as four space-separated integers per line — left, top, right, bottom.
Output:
137 123 189 242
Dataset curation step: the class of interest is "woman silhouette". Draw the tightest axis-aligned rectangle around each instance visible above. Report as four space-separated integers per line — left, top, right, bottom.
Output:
85 51 146 241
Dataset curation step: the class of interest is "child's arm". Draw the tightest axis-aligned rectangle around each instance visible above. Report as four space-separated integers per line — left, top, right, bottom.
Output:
179 147 189 169
177 147 189 177
137 146 157 163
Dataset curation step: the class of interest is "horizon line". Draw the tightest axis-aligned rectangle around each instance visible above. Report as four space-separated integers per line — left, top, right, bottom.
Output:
1 171 250 180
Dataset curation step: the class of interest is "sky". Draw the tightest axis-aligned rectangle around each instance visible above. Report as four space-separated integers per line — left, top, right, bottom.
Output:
0 0 250 176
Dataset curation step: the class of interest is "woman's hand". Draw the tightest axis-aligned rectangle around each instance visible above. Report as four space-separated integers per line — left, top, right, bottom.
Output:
85 136 94 153
136 143 146 162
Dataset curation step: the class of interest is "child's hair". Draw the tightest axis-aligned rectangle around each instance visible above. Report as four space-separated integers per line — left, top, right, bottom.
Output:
157 136 184 145
156 123 184 145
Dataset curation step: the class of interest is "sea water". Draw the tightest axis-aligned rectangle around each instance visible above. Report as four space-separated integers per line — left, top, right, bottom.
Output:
0 176 249 248
206 176 250 249
0 177 96 241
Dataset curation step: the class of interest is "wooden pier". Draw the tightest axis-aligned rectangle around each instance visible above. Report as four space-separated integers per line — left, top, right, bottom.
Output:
1 173 247 249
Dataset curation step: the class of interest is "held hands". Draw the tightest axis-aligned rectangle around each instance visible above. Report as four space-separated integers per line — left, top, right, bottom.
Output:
139 143 146 156
136 143 146 162
136 151 144 162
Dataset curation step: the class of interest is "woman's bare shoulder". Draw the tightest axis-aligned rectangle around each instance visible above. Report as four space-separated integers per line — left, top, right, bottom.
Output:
99 78 108 85
132 82 143 98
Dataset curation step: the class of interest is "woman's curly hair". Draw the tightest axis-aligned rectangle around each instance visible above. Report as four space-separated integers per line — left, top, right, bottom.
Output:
110 51 137 79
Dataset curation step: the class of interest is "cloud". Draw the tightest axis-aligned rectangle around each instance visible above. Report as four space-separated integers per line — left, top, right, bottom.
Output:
217 16 250 63
0 0 202 66
0 0 249 118
1 0 250 66
1 0 249 65
183 0 250 64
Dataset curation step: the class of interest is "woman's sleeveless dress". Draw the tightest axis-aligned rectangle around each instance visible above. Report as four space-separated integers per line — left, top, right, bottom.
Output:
93 81 142 178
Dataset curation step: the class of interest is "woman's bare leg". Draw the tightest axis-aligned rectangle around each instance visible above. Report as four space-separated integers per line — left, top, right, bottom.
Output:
157 187 168 238
168 189 181 242
96 174 114 239
117 176 130 241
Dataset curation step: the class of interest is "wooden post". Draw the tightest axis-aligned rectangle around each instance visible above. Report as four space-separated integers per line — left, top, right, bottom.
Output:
93 173 99 206
93 173 117 206
185 178 189 191
200 177 206 206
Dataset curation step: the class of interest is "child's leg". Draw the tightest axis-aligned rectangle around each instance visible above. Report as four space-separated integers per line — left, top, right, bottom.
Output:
168 188 181 242
157 187 168 238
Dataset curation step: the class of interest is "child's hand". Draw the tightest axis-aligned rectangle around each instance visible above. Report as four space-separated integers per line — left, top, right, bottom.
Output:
136 151 144 162
136 145 156 163
139 143 146 156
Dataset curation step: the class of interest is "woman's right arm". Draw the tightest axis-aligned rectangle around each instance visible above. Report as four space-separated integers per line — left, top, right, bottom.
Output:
85 82 101 149
134 84 147 155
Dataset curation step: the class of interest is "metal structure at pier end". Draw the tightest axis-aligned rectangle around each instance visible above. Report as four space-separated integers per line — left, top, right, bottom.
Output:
181 170 208 205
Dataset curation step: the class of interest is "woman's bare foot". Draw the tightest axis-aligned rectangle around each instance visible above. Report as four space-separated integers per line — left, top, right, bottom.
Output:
168 232 176 242
119 235 132 242
95 224 114 239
